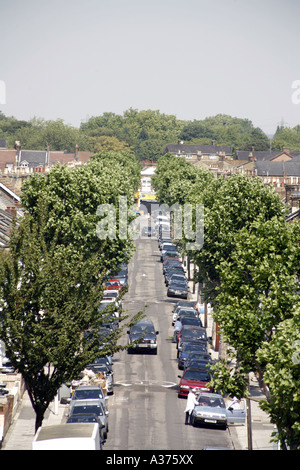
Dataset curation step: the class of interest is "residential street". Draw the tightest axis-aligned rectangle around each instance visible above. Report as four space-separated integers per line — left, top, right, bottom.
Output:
104 234 234 450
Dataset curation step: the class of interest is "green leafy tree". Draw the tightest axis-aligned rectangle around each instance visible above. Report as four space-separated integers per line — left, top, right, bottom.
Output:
257 313 300 450
188 174 286 303
0 152 143 432
21 151 140 273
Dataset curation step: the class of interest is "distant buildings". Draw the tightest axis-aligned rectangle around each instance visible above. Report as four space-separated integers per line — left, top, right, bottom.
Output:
163 142 300 221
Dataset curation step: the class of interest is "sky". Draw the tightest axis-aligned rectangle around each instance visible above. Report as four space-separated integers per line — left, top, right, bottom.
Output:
1 0 300 136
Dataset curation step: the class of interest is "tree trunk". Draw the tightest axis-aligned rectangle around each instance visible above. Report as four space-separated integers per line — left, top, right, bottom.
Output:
35 410 45 434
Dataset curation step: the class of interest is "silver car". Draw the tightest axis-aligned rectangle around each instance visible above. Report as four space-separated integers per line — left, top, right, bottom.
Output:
68 384 109 411
190 392 246 429
69 400 109 439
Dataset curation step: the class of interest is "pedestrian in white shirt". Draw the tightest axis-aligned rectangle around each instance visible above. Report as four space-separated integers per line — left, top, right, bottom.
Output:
184 388 199 425
173 318 182 343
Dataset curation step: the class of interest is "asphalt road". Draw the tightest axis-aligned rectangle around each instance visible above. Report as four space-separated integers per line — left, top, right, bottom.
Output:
104 235 234 451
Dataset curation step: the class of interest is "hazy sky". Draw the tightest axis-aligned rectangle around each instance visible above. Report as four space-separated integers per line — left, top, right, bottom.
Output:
1 0 300 135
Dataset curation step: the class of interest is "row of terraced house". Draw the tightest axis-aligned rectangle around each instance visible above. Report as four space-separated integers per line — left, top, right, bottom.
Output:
163 142 300 222
0 139 299 249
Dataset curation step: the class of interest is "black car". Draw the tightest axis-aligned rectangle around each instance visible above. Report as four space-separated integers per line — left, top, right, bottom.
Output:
127 320 159 354
177 343 211 369
163 259 182 274
167 281 188 299
183 358 212 372
177 327 207 354
165 267 185 284
179 316 203 328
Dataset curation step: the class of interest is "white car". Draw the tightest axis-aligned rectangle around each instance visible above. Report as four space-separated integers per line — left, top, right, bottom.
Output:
190 392 246 429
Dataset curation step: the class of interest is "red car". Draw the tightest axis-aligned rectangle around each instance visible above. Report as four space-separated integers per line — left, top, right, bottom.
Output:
178 367 212 398
105 279 122 291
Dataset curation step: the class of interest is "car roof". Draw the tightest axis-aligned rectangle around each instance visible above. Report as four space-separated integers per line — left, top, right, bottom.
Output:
71 400 104 406
133 320 154 326
74 385 104 391
197 392 223 399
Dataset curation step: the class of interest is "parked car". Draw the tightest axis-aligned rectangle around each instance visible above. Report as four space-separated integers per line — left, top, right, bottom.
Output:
183 350 211 368
183 358 212 372
127 320 159 354
99 297 122 319
172 307 198 325
172 301 196 312
104 279 122 291
190 392 246 428
177 326 207 354
162 251 179 263
177 324 206 345
168 273 187 285
178 345 211 370
68 400 109 439
178 368 212 398
87 356 113 373
113 268 128 288
163 258 182 274
167 281 188 299
158 236 172 249
85 363 114 395
66 413 107 445
165 267 185 285
179 316 203 328
69 385 109 412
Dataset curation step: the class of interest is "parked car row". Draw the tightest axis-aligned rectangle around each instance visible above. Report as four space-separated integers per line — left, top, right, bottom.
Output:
171 300 246 429
158 231 189 300
62 263 129 448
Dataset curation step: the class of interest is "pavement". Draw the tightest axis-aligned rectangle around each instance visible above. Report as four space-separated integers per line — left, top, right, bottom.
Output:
1 265 277 451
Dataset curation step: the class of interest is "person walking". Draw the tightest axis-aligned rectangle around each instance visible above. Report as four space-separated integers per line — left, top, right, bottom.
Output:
173 318 182 343
184 388 199 425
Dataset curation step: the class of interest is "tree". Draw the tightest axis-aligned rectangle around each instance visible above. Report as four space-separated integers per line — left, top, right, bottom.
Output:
0 206 143 432
257 313 300 450
152 153 213 207
188 174 286 303
21 151 140 273
209 216 300 448
0 151 143 431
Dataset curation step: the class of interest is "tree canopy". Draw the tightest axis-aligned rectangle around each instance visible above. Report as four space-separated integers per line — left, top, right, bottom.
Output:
0 109 281 161
153 152 300 449
0 150 143 432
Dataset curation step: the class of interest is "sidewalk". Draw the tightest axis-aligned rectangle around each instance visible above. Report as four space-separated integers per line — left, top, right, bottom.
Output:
188 277 276 450
2 391 67 450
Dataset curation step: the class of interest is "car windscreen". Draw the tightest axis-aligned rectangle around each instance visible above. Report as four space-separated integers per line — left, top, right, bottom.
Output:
71 405 104 416
183 370 210 382
181 329 206 340
131 325 155 335
196 396 225 408
68 415 98 423
73 389 104 400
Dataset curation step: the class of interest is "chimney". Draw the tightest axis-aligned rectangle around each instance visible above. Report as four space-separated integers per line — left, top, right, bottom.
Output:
6 206 17 217
46 144 50 165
